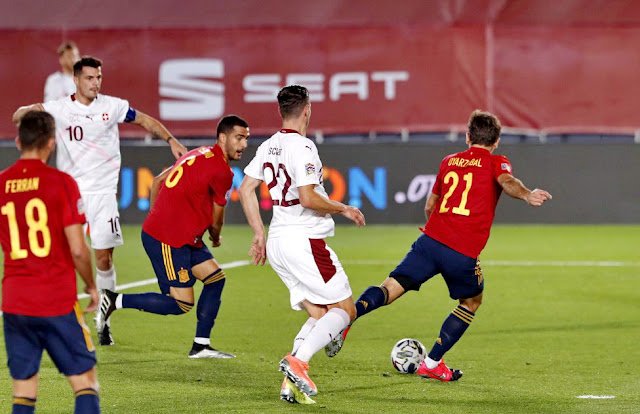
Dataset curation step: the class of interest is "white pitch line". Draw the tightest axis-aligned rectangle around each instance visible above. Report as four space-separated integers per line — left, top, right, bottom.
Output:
76 259 251 299
576 395 615 399
0 260 252 316
341 260 640 267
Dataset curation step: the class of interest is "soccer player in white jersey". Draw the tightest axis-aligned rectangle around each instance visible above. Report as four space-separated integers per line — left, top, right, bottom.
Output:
239 85 366 403
13 56 188 346
44 42 80 102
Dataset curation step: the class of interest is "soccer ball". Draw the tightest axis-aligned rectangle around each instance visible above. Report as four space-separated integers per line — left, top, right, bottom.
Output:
390 338 427 374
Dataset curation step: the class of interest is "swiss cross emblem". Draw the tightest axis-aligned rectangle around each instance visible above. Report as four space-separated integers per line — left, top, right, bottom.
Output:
102 113 110 122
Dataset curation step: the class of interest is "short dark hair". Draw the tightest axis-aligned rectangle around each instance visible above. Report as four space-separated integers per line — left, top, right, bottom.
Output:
216 115 249 138
467 110 501 146
73 56 102 77
19 111 55 151
277 85 309 120
57 41 78 56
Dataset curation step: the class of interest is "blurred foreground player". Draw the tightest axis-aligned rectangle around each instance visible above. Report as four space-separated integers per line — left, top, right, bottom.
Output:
239 85 365 403
325 110 552 381
13 56 188 345
95 116 249 358
0 111 100 413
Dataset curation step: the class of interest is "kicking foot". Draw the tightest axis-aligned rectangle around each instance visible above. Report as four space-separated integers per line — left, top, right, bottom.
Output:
417 359 463 382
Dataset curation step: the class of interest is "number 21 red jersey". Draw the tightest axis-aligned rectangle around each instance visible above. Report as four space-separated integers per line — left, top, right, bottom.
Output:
423 147 513 259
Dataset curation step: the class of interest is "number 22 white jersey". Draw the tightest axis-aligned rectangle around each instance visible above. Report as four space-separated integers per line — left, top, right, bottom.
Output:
42 94 130 195
244 129 335 239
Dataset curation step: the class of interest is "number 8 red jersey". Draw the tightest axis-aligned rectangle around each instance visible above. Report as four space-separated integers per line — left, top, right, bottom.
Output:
423 147 513 259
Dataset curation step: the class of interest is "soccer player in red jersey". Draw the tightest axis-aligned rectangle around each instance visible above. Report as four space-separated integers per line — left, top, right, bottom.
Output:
325 110 552 381
0 111 100 413
95 115 249 358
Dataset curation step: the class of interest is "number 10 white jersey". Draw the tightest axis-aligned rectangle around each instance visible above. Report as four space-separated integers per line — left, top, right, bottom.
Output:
42 94 130 195
244 129 335 239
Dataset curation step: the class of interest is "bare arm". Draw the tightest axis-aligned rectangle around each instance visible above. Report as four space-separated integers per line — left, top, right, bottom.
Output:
424 193 440 220
298 184 366 227
238 176 267 265
208 202 225 248
12 103 45 124
131 110 187 159
150 167 172 209
498 173 552 206
63 223 99 312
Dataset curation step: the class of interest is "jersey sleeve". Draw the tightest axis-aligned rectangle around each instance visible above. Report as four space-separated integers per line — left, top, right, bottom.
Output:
243 143 265 180
113 97 132 123
60 174 86 227
431 157 449 196
41 99 61 117
291 142 321 187
492 155 513 179
209 167 233 207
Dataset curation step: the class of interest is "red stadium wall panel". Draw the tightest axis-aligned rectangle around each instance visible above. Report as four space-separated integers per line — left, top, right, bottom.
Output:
1 24 640 138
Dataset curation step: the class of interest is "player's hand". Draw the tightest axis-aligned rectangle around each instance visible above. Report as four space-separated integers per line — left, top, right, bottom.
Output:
248 234 267 266
341 206 366 227
169 138 188 159
209 234 222 248
525 189 552 206
84 285 99 313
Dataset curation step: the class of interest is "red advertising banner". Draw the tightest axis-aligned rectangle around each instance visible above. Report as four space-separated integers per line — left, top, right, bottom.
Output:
2 22 640 138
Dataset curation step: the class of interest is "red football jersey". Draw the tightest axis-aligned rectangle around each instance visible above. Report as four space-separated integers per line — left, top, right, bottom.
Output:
423 147 513 259
143 145 233 248
1 159 85 316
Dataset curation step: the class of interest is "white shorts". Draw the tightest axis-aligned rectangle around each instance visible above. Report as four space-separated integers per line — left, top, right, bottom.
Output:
267 234 352 311
82 194 123 249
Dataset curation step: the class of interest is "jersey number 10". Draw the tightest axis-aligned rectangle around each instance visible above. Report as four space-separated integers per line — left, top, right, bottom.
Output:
1 199 52 259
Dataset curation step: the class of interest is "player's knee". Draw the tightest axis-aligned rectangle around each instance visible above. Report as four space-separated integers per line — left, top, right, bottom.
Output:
174 299 194 314
460 296 482 313
201 269 226 288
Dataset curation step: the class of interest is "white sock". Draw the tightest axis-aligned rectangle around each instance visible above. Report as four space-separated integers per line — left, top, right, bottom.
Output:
425 356 440 369
194 337 210 346
96 266 117 291
294 308 350 363
292 317 317 355
115 294 123 310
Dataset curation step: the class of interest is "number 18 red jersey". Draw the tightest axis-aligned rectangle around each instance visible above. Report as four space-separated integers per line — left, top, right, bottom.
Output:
1 159 85 316
423 147 513 259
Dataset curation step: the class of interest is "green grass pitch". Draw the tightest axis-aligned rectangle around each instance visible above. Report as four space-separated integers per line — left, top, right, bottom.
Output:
0 224 639 413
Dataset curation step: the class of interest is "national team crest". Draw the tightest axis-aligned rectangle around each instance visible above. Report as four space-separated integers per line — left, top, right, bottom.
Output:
178 268 190 283
102 113 110 122
305 163 316 176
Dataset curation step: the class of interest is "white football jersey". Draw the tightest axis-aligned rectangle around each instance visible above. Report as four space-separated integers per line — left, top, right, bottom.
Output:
43 71 76 102
244 129 335 239
43 94 131 195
